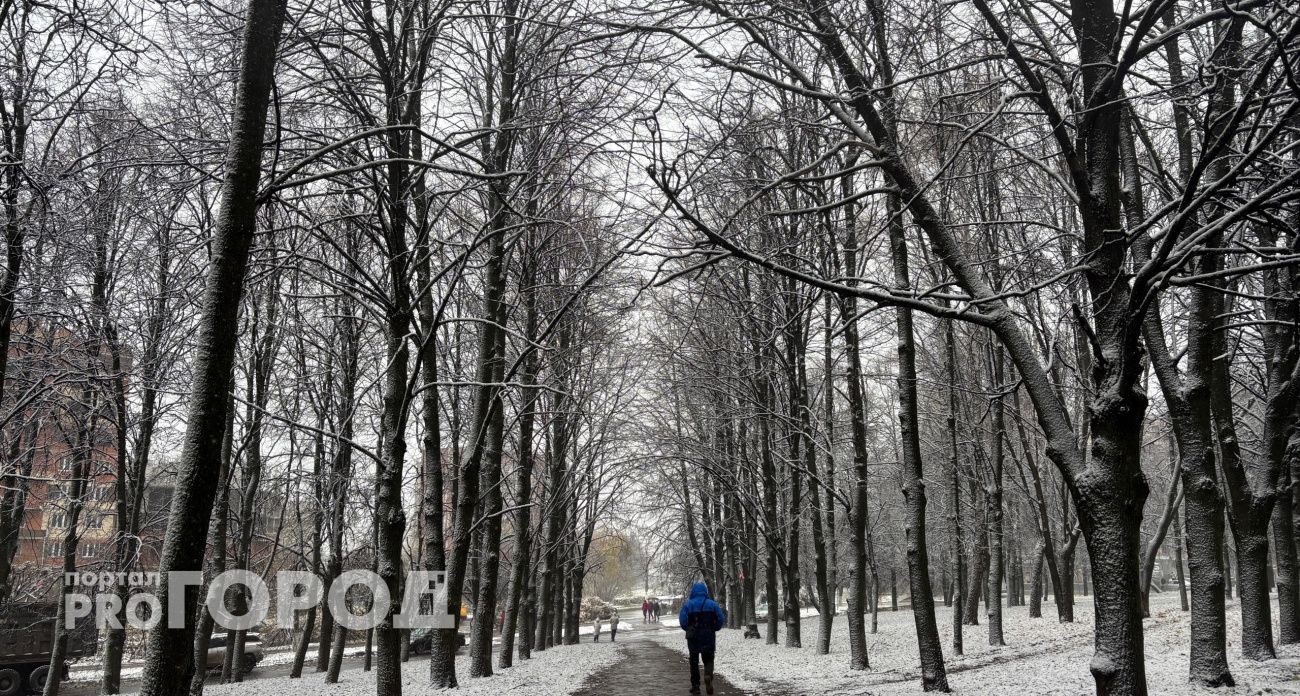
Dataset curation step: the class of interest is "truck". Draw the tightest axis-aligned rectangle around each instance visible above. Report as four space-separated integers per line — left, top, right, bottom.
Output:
0 602 96 695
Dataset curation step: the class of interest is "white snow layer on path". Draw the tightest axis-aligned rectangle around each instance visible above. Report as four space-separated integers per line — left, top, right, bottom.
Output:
200 640 623 696
653 593 1300 695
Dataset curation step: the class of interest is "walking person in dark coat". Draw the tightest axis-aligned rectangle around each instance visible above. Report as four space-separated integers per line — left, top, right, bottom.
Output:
679 581 727 695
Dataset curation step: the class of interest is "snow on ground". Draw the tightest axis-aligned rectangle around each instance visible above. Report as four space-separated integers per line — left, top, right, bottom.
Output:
66 644 372 683
577 620 635 635
200 640 623 696
653 593 1300 695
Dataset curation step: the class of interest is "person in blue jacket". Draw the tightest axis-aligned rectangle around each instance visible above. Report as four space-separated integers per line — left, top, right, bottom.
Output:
679 581 727 695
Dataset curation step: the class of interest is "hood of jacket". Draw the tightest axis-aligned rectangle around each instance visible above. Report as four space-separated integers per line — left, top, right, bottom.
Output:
689 581 710 600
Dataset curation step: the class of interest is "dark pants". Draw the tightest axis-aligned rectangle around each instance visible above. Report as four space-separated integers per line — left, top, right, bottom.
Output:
611 626 618 641
689 649 714 689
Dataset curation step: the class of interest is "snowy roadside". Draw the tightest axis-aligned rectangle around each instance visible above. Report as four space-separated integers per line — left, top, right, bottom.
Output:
652 594 1300 695
66 644 372 683
199 640 624 696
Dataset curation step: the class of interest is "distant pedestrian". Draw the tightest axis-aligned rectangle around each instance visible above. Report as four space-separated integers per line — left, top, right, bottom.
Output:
610 610 620 641
642 599 650 622
593 616 603 642
653 598 661 622
679 581 726 695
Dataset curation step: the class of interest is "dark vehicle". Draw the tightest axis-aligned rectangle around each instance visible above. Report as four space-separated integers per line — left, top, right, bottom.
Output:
204 633 263 673
407 628 465 655
0 602 96 695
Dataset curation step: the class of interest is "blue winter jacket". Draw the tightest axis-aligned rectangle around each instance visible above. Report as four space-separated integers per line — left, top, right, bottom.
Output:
678 581 727 652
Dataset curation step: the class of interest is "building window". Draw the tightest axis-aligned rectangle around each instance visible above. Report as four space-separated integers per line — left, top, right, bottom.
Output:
85 514 103 529
81 543 101 558
48 512 68 529
45 541 62 558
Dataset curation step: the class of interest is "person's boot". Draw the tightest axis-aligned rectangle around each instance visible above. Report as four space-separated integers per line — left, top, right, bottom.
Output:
704 670 714 695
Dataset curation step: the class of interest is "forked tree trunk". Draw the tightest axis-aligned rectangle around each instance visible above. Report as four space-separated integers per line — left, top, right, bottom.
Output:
1140 464 1182 618
963 519 988 626
1121 102 1231 685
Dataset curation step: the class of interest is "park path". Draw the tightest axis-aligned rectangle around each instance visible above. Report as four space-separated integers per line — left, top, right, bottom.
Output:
573 636 756 696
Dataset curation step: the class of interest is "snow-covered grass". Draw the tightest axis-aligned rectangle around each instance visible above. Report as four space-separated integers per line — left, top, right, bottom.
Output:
653 593 1300 695
66 645 374 683
199 640 623 696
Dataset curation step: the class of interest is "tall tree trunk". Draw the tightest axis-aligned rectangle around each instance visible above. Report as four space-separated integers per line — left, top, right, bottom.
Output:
468 315 509 677
1277 435 1300 644
986 344 1006 646
432 81 516 683
229 284 277 683
896 277 947 691
803 336 832 655
288 438 323 679
840 199 872 670
190 398 234 696
754 324 781 646
43 407 92 696
534 341 572 653
861 0 947 681
947 320 964 658
781 287 803 650
93 180 144 695
136 0 286 691
321 291 358 674
499 258 540 668
1173 501 1189 612
964 514 988 626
